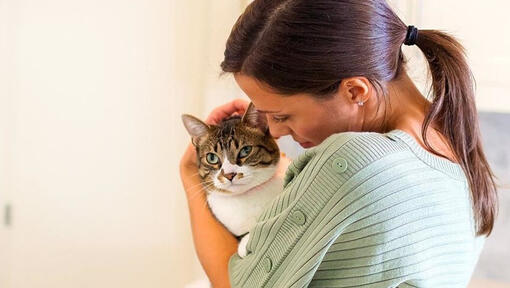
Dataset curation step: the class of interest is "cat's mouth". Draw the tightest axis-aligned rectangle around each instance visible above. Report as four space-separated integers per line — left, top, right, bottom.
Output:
211 165 278 195
208 178 249 195
212 184 249 195
217 180 250 190
220 175 274 194
214 175 273 195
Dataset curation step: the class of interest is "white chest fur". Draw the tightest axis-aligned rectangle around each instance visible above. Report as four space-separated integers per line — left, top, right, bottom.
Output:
207 176 284 236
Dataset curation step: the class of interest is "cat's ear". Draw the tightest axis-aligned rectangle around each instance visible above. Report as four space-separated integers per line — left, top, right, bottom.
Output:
181 114 210 141
241 102 268 133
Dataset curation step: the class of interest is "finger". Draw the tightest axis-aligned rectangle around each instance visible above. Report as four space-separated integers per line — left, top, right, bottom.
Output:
212 99 248 119
231 98 250 111
205 109 231 125
205 99 250 125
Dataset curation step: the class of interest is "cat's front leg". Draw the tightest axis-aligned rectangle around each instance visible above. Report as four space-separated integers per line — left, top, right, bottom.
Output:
237 233 250 258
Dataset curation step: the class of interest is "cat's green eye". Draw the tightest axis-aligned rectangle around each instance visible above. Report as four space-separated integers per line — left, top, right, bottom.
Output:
206 153 219 164
238 146 252 158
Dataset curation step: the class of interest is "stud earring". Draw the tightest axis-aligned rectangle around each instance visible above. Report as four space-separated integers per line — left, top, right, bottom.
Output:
357 101 364 106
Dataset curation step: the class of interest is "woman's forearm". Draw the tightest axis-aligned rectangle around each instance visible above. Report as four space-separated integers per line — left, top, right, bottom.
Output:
180 164 238 288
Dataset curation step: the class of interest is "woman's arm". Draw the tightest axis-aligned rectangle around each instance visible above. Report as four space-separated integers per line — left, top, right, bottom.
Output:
179 99 250 288
179 145 238 288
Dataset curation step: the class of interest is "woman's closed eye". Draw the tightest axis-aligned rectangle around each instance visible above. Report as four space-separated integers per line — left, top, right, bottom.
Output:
271 115 289 123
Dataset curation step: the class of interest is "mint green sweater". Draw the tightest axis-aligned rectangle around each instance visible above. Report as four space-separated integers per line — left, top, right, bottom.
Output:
228 129 486 288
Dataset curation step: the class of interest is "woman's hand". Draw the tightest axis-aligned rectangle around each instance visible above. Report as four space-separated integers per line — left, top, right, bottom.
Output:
179 98 250 172
204 98 250 126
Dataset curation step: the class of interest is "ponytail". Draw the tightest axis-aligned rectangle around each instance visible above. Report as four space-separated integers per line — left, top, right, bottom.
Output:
414 29 499 236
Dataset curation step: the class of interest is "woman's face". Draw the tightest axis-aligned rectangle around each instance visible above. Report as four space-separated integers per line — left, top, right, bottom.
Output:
234 73 368 149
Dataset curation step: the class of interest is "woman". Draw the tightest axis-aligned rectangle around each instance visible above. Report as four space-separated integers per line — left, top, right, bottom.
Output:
180 0 498 287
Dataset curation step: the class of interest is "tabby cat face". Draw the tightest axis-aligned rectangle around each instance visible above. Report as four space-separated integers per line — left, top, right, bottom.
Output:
182 103 280 195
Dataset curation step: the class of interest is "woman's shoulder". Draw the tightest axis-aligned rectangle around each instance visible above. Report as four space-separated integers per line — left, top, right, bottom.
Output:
293 129 466 183
287 130 407 177
283 130 409 189
311 130 405 158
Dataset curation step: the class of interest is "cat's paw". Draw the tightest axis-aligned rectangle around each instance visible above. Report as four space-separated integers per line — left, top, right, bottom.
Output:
237 233 250 258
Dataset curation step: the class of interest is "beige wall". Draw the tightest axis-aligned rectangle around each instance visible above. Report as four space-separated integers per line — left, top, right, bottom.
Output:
0 0 13 281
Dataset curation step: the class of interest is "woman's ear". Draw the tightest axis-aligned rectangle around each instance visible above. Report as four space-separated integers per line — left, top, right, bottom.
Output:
241 102 269 133
339 77 370 105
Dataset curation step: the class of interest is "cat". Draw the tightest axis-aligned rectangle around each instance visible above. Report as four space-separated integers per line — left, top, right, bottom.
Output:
181 102 290 288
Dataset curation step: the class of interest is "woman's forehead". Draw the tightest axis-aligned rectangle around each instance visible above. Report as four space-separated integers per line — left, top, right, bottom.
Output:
235 74 280 96
234 75 285 109
234 74 317 113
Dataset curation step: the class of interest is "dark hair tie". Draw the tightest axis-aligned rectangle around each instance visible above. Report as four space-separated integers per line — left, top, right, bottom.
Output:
404 25 419 46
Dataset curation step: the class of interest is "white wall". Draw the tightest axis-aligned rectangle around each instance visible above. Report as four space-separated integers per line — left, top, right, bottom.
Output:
0 0 233 287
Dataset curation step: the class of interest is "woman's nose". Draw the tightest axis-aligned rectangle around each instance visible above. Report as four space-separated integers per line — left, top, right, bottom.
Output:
268 123 290 139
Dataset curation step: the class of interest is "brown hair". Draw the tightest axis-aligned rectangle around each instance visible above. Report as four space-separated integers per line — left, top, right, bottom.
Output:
219 0 498 236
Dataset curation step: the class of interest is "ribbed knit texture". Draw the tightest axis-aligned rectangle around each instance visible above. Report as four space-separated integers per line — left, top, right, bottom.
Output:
228 129 486 288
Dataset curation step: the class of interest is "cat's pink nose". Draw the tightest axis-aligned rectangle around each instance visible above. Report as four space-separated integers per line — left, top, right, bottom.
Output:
224 172 237 181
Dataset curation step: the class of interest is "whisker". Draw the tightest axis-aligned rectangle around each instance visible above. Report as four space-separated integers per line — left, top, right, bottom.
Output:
187 183 216 202
184 179 215 190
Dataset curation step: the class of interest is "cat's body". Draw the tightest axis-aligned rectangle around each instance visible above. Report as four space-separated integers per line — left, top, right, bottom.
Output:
181 103 290 287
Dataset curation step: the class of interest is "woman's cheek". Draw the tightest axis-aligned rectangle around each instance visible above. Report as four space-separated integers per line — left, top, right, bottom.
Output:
299 125 323 143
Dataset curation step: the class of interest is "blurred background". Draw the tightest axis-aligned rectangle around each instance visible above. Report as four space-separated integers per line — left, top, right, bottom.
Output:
0 0 508 287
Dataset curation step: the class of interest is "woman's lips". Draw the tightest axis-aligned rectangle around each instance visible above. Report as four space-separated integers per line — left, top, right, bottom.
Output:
299 141 313 148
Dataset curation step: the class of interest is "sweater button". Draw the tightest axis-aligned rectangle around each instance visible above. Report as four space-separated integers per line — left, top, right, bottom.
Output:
332 157 348 173
263 257 272 272
291 210 306 225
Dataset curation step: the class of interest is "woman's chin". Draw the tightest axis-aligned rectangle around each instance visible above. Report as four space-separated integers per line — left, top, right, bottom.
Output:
299 141 314 148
